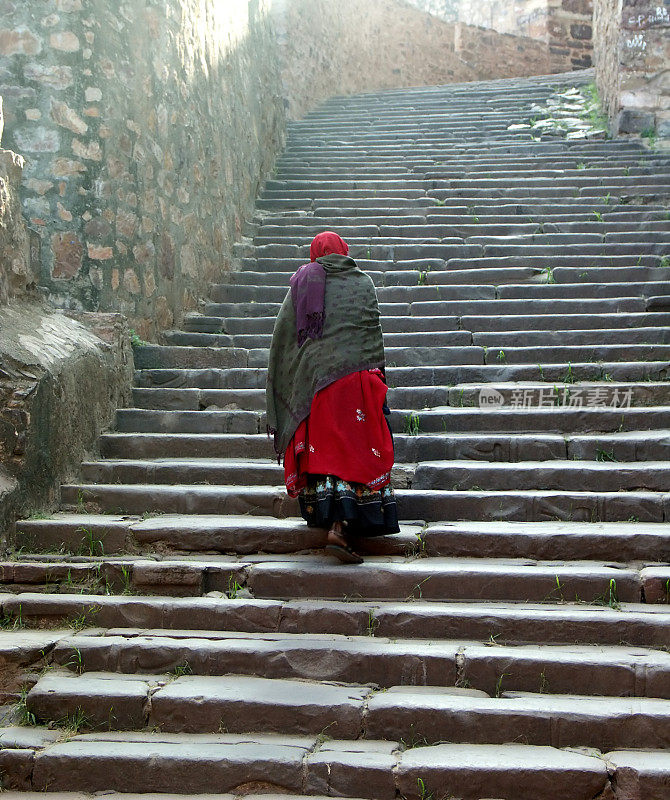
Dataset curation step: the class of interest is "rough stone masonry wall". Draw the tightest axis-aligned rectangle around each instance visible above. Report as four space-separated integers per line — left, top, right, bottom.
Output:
0 0 286 340
0 99 36 304
0 96 133 546
547 0 594 69
594 0 670 136
408 0 593 69
272 0 555 120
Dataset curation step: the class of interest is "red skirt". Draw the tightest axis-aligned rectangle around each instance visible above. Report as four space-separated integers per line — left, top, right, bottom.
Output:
284 369 394 498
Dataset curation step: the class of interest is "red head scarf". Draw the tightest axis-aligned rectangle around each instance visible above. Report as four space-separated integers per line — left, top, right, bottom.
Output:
310 231 349 263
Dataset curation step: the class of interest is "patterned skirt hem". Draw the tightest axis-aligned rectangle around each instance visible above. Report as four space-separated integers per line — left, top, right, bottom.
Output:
298 474 400 537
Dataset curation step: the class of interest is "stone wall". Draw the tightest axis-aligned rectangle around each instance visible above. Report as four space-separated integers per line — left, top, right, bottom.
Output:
272 0 559 120
595 0 670 137
408 0 593 69
0 99 132 546
0 99 36 304
453 23 552 79
271 0 475 121
0 0 286 340
548 0 594 69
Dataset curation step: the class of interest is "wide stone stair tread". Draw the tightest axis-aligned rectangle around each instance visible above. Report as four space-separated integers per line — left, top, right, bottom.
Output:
71 456 670 493
4 591 670 643
21 669 670 750
56 480 670 523
28 632 670 701
97 428 670 464
10 514 670 560
5 546 662 602
1 726 656 799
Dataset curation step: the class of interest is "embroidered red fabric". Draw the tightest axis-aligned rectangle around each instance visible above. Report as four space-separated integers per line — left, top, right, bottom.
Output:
284 369 394 498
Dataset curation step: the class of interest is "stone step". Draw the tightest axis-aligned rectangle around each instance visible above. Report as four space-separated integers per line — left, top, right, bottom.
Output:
59 482 670 522
130 361 670 390
165 340 670 367
75 457 670 494
129 381 670 412
97 429 670 464
244 254 664 273
47 632 670 699
11 514 411 557
204 297 649 318
5 588 670 643
113 405 670 437
473 327 670 345
254 210 668 227
24 670 670 751
413 460 670 492
208 280 668 305
461 312 670 332
0 727 636 799
192 311 670 336
162 330 475 350
249 232 670 250
264 175 670 191
389 406 670 434
114 409 264 435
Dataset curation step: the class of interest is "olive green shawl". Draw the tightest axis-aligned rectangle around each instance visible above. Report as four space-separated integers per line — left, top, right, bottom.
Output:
266 254 385 456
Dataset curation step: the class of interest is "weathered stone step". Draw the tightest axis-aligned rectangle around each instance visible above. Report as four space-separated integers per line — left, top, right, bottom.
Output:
47 632 670 699
129 381 670 412
112 404 670 437
204 297 648 319
265 175 670 192
190 311 670 336
213 283 669 307
249 232 670 251
245 558 643 603
6 589 670 644
255 210 668 227
413 460 670 492
58 481 670 522
74 456 670 495
131 346 249 370
306 204 668 220
252 222 670 244
132 386 268 411
389 406 670 434
162 330 474 350
0 727 630 799
24 670 670 751
167 326 670 351
97 429 670 465
461 311 670 332
245 253 663 273
12 514 413 557
130 361 670 391
473 327 670 346
114 409 264 435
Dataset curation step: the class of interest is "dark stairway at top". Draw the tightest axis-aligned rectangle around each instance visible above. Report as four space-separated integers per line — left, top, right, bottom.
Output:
2 71 670 799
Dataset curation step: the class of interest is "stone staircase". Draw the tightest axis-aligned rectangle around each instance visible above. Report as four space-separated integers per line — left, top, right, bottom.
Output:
1 71 670 799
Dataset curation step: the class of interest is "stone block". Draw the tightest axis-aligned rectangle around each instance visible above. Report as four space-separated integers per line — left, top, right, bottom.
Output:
51 232 83 279
618 108 656 133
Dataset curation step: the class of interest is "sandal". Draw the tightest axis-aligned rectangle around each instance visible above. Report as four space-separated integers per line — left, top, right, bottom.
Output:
326 521 363 564
325 542 364 565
